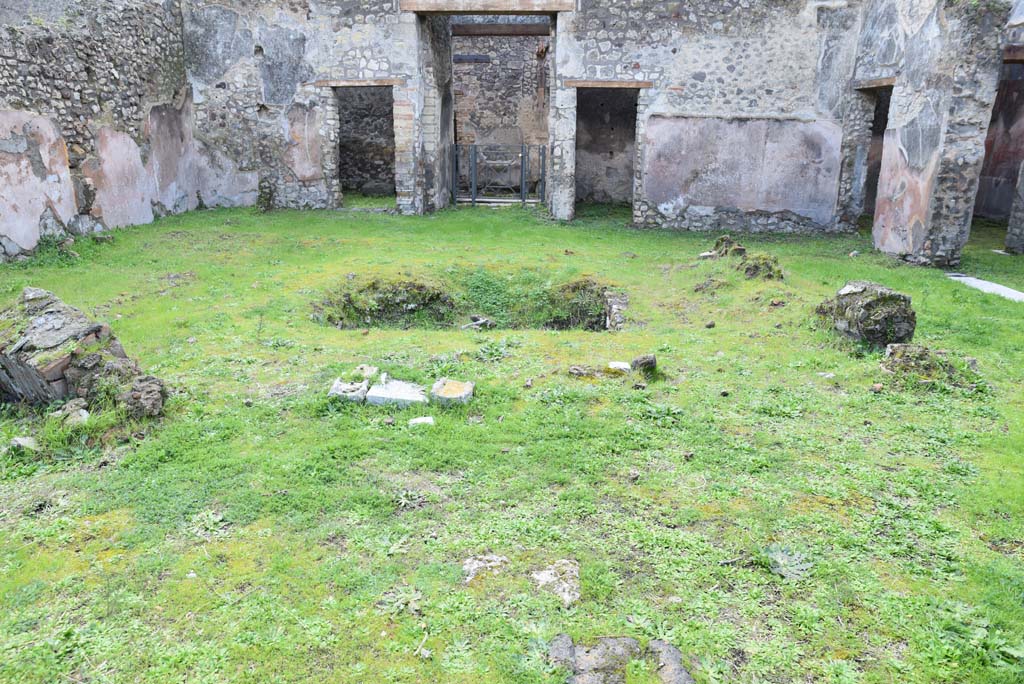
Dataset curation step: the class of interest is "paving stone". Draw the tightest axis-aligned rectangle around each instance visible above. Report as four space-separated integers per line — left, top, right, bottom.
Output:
328 378 369 402
531 559 580 607
366 374 428 408
430 378 474 405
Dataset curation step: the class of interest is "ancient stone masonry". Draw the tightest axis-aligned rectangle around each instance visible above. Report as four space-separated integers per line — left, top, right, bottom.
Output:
337 87 397 194
1 0 1019 266
453 33 550 145
866 0 1012 266
0 0 255 259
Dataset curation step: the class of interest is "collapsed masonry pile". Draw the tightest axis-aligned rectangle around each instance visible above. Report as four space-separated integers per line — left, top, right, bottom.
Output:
699 236 783 280
0 287 166 418
817 281 916 348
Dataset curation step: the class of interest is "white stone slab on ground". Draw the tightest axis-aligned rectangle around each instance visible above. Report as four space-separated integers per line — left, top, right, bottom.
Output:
947 274 1024 303
408 416 435 427
430 378 475 406
366 376 428 408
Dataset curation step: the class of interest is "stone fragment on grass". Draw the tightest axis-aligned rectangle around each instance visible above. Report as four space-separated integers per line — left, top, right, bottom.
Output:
713 235 747 258
738 253 783 280
408 416 435 427
603 291 629 331
9 436 39 452
328 378 369 402
430 378 474 406
120 375 167 418
647 640 697 684
631 354 657 373
366 374 428 408
531 559 580 607
355 364 379 379
607 361 631 375
816 281 916 348
462 554 509 583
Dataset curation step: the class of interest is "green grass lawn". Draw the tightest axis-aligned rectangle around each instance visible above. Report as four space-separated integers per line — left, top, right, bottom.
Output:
1 205 1022 683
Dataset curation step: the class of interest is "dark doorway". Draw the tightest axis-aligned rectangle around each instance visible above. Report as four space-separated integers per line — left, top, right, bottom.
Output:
862 86 892 219
976 63 1024 222
336 86 396 202
575 88 639 204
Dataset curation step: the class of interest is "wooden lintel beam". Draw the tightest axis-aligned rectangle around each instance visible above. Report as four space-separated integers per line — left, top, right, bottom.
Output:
564 79 654 89
1005 45 1024 64
451 22 550 36
309 78 407 88
852 76 896 91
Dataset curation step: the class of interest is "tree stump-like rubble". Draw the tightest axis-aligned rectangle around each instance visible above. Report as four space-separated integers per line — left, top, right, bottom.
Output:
816 281 916 348
0 287 162 413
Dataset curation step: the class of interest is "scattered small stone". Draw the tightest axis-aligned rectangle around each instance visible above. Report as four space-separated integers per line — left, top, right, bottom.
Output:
186 336 197 344
462 314 496 330
770 299 786 308
408 416 434 427
462 554 509 583
849 250 860 258
720 390 730 397
9 436 39 452
467 415 484 424
120 375 167 418
631 354 657 373
430 378 474 406
633 381 647 390
816 372 836 379
355 364 379 379
569 365 597 378
622 252 637 259
531 559 580 607
524 378 533 388
328 378 369 403
705 321 716 329
870 383 884 393
694 277 724 293
366 374 428 408
244 398 254 407
698 250 717 260
627 467 641 483
383 416 396 426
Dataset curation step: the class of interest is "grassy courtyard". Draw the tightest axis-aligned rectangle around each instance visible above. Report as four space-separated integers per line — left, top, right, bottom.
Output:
0 206 1022 683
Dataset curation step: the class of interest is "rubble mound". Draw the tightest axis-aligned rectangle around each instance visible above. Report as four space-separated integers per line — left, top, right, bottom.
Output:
817 281 916 348
713 234 747 258
881 344 979 389
0 288 166 416
738 253 783 280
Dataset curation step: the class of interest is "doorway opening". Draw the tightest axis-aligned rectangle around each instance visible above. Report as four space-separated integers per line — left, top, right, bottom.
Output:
449 16 551 205
975 62 1024 253
335 86 396 207
861 85 892 220
574 87 639 206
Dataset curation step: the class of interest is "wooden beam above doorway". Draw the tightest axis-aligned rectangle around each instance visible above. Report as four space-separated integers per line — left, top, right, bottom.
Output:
399 0 573 14
1005 45 1024 64
564 79 654 89
451 22 550 36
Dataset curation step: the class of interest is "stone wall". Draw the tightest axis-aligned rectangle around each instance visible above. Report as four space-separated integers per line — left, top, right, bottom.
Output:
547 0 864 231
866 0 1011 266
453 34 549 145
181 1 452 214
0 0 255 258
976 64 1024 221
337 87 396 194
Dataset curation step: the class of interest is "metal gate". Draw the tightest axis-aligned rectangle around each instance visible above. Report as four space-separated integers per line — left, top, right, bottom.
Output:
451 144 547 206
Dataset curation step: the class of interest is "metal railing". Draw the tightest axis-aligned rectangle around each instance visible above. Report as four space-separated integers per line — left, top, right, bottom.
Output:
451 144 547 206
